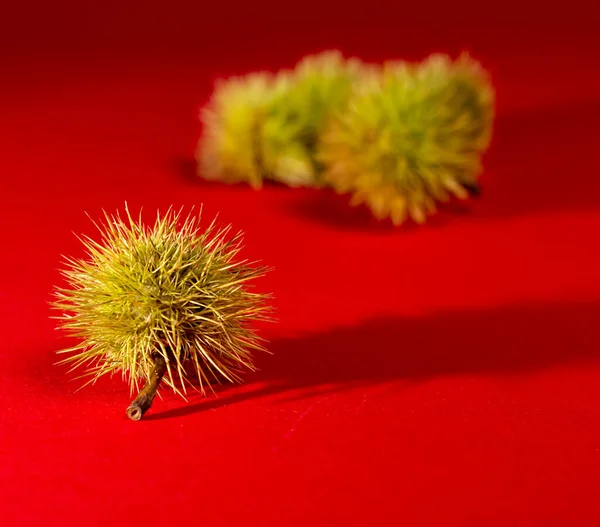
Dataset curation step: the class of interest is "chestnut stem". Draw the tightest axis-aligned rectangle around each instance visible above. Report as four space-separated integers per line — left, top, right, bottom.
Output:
126 356 167 421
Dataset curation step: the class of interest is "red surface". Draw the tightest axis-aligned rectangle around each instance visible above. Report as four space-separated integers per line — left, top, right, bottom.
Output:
1 2 600 526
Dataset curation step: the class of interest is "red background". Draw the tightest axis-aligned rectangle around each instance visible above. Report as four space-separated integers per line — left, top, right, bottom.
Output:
1 1 600 525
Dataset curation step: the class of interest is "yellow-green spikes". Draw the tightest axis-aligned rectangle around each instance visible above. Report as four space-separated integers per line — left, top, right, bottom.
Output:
198 51 369 188
198 71 283 189
319 53 495 225
197 51 494 226
52 205 273 420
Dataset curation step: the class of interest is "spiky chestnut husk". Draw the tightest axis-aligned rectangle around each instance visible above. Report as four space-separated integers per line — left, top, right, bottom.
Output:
318 53 495 226
258 51 370 187
52 205 273 420
198 71 287 189
198 51 368 188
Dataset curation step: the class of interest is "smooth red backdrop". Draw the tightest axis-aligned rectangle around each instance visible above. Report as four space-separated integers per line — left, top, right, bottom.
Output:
2 1 600 526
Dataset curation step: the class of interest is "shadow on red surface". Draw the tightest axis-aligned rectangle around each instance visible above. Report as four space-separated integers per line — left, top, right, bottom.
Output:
144 300 600 420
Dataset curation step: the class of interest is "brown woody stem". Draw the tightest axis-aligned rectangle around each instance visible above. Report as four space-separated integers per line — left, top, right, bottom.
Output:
126 356 167 421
